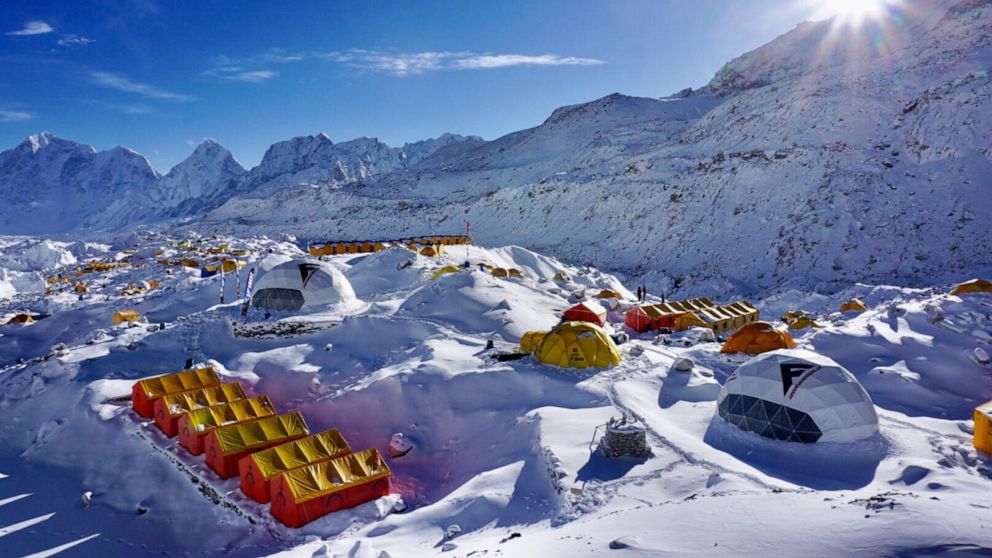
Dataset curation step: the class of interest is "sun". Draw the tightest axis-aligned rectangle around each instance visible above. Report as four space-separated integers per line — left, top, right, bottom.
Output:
825 0 892 23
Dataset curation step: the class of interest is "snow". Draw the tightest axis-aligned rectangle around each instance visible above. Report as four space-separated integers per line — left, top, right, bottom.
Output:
0 231 989 557
0 1 990 555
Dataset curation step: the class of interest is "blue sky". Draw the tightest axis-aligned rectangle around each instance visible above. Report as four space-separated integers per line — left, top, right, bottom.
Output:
0 1 840 171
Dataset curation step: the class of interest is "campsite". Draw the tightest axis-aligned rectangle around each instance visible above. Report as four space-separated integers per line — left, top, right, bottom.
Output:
1 0 992 555
0 231 990 556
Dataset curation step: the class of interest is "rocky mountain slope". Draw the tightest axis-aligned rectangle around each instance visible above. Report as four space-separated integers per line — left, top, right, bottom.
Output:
1 0 989 296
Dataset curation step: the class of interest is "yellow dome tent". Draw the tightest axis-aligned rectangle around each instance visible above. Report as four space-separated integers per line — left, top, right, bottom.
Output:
952 279 992 296
507 268 523 278
839 299 869 313
491 267 509 278
525 321 621 369
73 282 89 293
431 265 460 280
519 331 549 354
595 289 623 300
720 322 796 355
113 309 141 325
552 272 570 282
419 245 444 257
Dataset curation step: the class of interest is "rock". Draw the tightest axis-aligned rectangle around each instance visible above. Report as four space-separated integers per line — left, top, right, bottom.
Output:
629 344 644 356
310 543 330 557
136 505 148 515
81 491 93 507
673 357 695 372
445 524 462 539
324 343 333 351
974 348 991 366
393 499 408 513
441 542 458 552
389 433 414 458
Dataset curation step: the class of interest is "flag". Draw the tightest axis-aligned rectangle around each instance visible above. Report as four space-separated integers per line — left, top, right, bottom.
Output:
466 221 471 235
219 265 226 304
241 268 256 317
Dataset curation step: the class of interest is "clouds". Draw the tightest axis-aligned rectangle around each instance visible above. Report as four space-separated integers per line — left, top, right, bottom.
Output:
207 48 605 80
0 110 33 122
90 72 196 102
333 50 605 76
6 21 54 36
205 67 279 83
56 34 94 47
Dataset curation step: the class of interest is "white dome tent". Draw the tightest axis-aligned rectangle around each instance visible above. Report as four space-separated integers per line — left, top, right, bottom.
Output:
251 260 358 313
715 349 879 444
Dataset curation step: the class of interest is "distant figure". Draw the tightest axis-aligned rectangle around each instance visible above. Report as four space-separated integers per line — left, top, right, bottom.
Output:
184 357 193 369
463 260 471 269
642 286 648 301
636 287 642 301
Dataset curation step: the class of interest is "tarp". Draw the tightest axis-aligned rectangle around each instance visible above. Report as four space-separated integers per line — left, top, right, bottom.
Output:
531 321 621 369
205 412 310 478
153 382 247 437
720 322 796 355
270 449 391 528
240 429 351 503
131 367 221 418
178 395 277 455
952 279 992 296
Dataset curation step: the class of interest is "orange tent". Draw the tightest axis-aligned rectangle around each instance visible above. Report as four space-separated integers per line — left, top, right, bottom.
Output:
239 429 350 504
178 396 277 455
595 289 623 300
204 412 310 479
720 322 796 355
952 279 992 296
4 313 35 326
153 382 247 438
130 367 221 418
270 449 390 528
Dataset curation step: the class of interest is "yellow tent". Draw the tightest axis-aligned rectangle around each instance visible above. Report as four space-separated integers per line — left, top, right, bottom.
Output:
552 272 570 282
786 315 820 330
595 289 623 300
839 298 869 313
952 279 992 296
113 309 141 324
419 245 443 257
530 321 621 369
507 268 523 278
519 331 549 354
720 322 796 355
373 242 388 252
974 401 992 456
431 265 460 280
5 313 35 326
183 396 277 435
230 248 251 257
73 282 88 293
491 267 509 278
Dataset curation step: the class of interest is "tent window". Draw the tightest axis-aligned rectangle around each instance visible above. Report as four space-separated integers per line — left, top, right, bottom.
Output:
253 288 306 312
718 394 822 443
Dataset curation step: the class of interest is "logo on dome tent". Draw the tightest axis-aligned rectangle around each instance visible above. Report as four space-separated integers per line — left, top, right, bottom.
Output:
780 363 819 396
298 263 321 288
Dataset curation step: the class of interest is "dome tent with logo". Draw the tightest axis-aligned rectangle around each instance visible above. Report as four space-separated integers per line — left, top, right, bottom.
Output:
715 349 879 444
252 260 359 313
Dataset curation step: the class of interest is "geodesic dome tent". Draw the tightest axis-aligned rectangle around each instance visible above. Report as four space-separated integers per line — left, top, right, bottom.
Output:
252 260 358 313
715 349 879 444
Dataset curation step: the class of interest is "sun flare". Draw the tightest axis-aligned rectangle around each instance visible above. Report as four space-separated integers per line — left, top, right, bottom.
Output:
826 0 893 24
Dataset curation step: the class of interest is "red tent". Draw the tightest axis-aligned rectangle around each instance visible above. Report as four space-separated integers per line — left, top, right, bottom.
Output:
562 301 607 327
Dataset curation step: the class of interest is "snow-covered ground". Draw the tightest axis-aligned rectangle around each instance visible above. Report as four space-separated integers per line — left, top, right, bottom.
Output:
1 234 990 557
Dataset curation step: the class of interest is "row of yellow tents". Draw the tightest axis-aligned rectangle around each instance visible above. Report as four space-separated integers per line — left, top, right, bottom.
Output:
309 236 471 257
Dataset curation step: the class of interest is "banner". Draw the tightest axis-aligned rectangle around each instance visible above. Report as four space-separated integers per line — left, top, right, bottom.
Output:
241 268 256 317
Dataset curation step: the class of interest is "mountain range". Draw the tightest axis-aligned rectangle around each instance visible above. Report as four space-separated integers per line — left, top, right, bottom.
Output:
1 0 989 295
